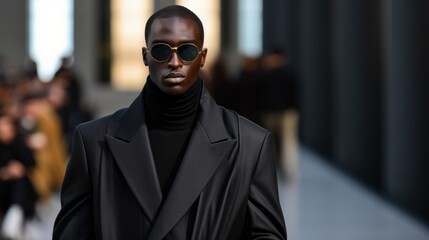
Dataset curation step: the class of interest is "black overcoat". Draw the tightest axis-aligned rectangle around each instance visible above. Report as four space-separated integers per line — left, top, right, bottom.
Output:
53 85 286 240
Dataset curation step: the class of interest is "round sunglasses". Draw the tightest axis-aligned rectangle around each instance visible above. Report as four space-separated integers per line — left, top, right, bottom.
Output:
146 43 202 63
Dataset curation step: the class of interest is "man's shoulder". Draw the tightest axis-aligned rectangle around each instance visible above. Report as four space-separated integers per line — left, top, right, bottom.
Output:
76 108 128 137
220 106 269 139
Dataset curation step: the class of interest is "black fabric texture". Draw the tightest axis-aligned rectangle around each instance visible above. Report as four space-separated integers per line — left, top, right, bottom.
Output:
143 78 202 197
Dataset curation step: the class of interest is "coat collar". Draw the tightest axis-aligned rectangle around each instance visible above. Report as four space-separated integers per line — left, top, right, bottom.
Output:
105 84 236 239
104 93 162 223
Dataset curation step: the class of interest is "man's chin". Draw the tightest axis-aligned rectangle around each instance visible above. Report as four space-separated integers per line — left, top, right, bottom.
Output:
160 85 188 95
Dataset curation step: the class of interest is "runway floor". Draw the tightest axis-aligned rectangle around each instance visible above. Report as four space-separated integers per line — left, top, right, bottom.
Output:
279 147 429 240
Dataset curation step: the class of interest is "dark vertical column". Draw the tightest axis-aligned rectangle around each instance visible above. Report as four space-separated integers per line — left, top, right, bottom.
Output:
0 0 28 66
263 0 299 70
262 0 287 49
332 0 383 189
298 0 334 157
97 0 111 84
385 0 429 222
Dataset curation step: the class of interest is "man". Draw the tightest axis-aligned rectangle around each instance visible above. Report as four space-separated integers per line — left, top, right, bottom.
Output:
53 5 286 240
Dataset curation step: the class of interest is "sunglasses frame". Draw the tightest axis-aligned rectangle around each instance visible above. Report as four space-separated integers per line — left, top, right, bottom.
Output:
146 43 202 64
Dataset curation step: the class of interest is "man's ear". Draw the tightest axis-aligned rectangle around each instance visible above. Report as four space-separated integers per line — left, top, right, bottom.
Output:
200 48 208 68
142 47 149 66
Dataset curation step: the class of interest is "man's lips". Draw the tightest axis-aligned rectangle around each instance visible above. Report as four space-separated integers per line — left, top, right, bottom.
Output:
164 72 185 78
163 73 185 84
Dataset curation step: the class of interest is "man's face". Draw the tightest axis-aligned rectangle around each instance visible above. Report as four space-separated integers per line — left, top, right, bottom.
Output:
143 17 207 95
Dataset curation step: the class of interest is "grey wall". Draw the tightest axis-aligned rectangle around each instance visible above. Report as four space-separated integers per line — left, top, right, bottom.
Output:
385 0 429 222
74 0 98 93
332 0 383 189
263 0 300 70
0 0 28 67
154 0 175 11
297 0 334 158
220 0 240 75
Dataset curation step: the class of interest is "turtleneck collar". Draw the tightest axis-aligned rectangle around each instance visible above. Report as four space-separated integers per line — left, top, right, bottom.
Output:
143 77 202 130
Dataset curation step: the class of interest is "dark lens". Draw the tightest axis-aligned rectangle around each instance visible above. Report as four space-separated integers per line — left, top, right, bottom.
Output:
178 44 199 62
150 44 171 61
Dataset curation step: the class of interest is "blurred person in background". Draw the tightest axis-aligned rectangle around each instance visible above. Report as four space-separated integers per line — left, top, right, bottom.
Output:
207 56 263 125
0 57 80 239
21 59 45 95
205 57 236 110
233 56 263 125
53 5 286 239
259 48 300 181
21 91 67 203
0 111 38 240
50 56 93 152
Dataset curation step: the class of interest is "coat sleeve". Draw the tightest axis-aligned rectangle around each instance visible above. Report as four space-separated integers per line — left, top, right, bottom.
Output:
245 132 287 239
53 126 95 240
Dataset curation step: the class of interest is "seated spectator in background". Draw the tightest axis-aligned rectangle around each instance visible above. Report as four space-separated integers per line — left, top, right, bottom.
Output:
53 57 82 108
50 56 93 151
47 75 76 152
21 58 45 95
0 112 38 240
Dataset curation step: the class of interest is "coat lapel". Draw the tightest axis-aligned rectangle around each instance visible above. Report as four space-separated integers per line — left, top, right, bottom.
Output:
105 93 162 223
148 87 237 240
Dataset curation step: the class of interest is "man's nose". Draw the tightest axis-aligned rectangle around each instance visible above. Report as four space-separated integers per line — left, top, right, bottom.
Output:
168 51 182 68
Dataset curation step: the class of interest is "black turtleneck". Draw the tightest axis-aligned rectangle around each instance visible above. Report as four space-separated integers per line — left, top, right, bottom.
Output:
143 78 202 197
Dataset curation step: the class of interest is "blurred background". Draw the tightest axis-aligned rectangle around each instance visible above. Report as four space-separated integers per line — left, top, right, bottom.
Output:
0 0 428 239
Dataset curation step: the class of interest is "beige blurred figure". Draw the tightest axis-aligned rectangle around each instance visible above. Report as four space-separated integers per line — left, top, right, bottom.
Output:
263 110 299 181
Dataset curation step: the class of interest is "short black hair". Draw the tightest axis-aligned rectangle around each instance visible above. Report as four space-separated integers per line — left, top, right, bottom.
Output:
145 5 204 46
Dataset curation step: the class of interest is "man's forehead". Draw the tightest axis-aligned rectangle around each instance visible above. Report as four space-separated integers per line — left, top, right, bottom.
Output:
150 16 197 32
148 17 200 43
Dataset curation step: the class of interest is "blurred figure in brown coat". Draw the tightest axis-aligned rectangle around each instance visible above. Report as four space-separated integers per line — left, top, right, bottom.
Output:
22 91 67 201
